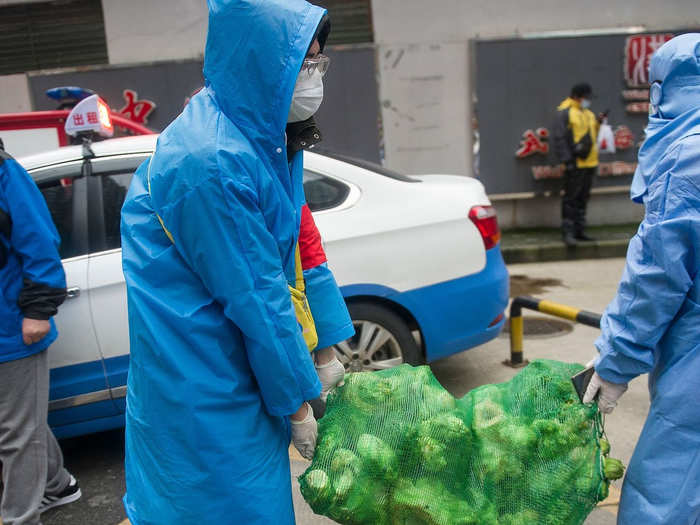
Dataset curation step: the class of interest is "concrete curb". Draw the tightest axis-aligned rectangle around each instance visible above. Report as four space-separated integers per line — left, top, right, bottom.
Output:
502 239 629 264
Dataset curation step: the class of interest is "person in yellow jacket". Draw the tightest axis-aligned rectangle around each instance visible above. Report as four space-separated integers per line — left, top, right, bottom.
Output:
552 83 601 246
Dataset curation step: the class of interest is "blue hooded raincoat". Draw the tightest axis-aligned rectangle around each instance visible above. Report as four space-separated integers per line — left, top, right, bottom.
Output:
121 1 352 522
595 34 700 525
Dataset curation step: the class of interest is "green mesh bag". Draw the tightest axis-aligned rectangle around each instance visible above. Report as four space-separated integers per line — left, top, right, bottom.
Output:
300 359 620 525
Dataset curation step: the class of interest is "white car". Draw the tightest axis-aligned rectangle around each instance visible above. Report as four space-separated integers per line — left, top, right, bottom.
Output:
18 134 509 438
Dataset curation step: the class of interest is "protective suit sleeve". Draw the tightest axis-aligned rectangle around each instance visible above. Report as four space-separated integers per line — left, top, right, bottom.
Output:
298 204 354 349
0 158 66 319
161 173 321 417
595 142 700 384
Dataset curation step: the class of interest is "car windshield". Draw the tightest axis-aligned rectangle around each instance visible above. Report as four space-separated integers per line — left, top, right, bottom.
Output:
322 152 420 183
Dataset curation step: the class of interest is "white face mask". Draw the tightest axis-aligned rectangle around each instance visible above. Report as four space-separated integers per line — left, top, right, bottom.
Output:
288 69 324 123
581 98 592 109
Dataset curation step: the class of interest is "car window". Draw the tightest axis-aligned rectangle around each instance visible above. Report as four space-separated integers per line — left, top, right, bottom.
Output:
303 170 350 212
39 176 83 259
87 154 149 254
99 173 132 251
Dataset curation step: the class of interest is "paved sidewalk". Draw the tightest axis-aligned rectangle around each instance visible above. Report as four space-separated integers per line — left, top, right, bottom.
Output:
501 223 638 263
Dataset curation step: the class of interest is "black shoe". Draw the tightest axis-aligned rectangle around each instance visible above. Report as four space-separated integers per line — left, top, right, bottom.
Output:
38 475 82 513
562 233 578 247
575 233 595 241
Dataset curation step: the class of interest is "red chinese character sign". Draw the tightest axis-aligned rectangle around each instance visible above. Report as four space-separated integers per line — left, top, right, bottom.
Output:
624 34 674 87
515 125 637 181
623 33 673 113
118 89 156 125
515 128 549 158
614 126 635 150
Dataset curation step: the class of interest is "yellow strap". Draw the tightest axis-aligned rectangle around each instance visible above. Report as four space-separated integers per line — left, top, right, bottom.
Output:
294 242 305 293
146 157 175 244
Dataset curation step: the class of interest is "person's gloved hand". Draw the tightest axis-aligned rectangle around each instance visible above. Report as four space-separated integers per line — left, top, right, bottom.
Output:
291 402 317 460
316 357 345 402
583 372 628 414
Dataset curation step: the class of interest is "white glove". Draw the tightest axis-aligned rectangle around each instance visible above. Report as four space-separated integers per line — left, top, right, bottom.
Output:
315 357 345 402
583 372 628 414
291 403 317 460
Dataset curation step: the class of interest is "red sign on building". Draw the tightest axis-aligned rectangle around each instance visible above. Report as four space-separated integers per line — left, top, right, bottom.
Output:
614 126 635 149
515 128 549 158
624 34 674 87
118 89 156 125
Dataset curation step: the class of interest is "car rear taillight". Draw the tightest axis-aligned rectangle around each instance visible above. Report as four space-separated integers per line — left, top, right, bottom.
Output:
469 205 501 250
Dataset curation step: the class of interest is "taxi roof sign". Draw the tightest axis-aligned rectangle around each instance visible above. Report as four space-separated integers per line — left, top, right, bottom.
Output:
65 94 114 138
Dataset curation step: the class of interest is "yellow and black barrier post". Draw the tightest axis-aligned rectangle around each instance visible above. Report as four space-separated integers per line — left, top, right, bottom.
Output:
505 295 602 368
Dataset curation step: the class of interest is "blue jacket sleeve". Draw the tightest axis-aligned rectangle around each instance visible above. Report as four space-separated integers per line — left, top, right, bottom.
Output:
595 142 700 384
304 263 354 349
161 173 321 417
0 157 66 319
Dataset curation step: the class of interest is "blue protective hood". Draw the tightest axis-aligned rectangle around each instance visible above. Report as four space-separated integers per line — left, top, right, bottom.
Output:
649 33 700 119
630 109 700 202
630 33 700 202
204 0 325 150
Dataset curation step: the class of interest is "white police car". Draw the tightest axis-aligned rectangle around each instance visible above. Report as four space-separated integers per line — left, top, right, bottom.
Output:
19 133 508 438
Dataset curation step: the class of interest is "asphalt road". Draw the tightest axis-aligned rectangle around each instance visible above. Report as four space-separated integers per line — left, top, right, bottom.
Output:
39 257 639 525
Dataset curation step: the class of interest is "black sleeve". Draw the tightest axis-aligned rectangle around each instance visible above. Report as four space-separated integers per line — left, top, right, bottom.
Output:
552 109 574 164
17 278 67 320
0 206 10 269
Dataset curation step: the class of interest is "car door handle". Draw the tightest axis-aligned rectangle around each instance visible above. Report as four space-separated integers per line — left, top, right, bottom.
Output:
66 286 81 299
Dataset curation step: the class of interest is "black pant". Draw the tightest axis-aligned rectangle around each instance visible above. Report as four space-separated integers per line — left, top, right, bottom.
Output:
562 167 595 235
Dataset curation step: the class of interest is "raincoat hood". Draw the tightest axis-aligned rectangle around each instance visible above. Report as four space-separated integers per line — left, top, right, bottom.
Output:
557 97 581 111
630 33 700 203
204 0 326 145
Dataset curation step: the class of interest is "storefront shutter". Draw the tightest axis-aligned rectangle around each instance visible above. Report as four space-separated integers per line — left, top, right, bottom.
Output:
316 0 374 45
0 0 108 76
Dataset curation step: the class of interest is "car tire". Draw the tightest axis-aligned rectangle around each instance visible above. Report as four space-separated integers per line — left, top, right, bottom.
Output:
333 301 424 373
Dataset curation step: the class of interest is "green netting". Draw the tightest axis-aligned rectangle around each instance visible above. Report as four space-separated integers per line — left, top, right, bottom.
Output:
300 359 613 525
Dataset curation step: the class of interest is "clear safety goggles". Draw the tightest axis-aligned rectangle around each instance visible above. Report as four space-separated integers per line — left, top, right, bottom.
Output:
300 54 330 78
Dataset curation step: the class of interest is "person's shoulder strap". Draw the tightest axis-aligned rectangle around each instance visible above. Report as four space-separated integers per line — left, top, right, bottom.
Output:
294 242 305 293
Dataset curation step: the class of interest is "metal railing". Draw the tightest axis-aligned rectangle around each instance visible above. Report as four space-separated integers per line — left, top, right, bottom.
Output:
505 295 602 368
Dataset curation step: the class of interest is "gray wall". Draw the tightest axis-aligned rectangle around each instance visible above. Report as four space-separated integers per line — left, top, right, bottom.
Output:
475 33 652 195
28 60 205 132
371 0 700 178
314 46 381 163
27 47 380 162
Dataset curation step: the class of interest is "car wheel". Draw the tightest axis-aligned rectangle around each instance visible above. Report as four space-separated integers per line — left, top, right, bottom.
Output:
332 302 424 373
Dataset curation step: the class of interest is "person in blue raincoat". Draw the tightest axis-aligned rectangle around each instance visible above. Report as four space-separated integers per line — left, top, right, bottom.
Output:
120 0 353 523
0 141 80 525
583 33 700 524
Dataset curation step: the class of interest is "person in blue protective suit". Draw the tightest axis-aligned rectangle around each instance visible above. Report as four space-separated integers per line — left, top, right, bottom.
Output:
120 0 354 523
583 33 700 524
0 141 80 525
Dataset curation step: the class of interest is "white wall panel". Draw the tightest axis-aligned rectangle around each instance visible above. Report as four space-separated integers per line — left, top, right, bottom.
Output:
102 0 207 64
0 74 31 113
378 42 470 176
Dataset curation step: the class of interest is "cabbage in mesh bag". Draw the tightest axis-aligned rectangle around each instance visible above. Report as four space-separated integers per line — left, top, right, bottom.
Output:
299 359 622 525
